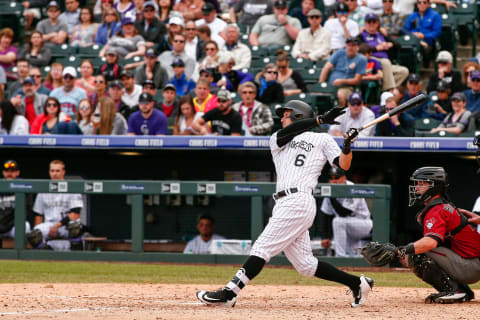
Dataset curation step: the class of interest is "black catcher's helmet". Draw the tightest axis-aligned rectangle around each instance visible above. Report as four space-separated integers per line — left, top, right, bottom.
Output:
408 167 448 207
275 100 314 122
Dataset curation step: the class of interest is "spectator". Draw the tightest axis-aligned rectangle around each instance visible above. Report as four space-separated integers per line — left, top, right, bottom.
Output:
215 53 254 92
7 59 31 99
0 100 29 135
174 0 205 22
93 97 128 135
29 67 51 96
36 1 68 47
158 33 195 80
162 16 185 52
22 0 49 31
70 7 98 47
0 160 31 239
219 24 251 70
75 98 94 134
380 0 405 38
114 0 136 20
94 8 122 46
141 80 167 113
232 81 273 136
59 0 81 35
193 78 217 113
358 44 383 98
255 63 285 105
43 62 63 91
128 92 168 135
30 97 71 134
430 79 451 116
18 31 51 68
356 12 409 91
100 17 146 59
160 83 179 119
184 21 206 63
430 92 471 136
402 73 442 122
173 94 203 135
125 0 147 22
89 74 108 107
323 2 359 51
50 67 87 118
276 50 307 96
249 0 301 48
404 0 442 50
9 77 48 126
320 167 372 257
427 51 464 94
196 23 212 45
93 0 114 22
195 3 227 43
463 61 480 89
375 91 411 136
291 8 331 62
0 28 18 71
75 59 96 95
27 160 84 249
158 0 177 24
134 48 168 89
110 80 132 120
329 92 375 137
100 47 122 83
183 214 225 254
464 70 480 113
190 68 219 96
0 66 5 100
319 37 366 107
121 69 142 108
168 58 195 96
192 88 242 136
193 40 220 81
134 2 167 53
289 0 315 28
345 0 375 28
230 0 273 28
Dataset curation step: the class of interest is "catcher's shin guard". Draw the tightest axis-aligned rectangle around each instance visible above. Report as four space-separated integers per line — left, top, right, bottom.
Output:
409 254 462 294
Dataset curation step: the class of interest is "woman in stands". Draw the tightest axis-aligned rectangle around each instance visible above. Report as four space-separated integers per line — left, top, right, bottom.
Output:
0 28 17 71
192 40 220 81
159 0 180 24
463 61 480 89
255 63 285 105
75 59 96 94
30 97 71 134
43 63 63 90
93 0 114 22
94 8 122 46
173 95 203 135
99 17 146 59
94 97 127 135
114 0 136 20
18 31 51 68
89 74 108 107
275 49 307 96
430 92 472 136
71 7 99 47
0 100 29 135
75 99 94 135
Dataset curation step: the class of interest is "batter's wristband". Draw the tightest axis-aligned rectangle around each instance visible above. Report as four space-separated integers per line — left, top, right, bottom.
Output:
342 143 351 154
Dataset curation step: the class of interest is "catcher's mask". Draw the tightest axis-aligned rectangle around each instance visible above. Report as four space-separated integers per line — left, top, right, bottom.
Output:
275 100 314 122
408 167 448 207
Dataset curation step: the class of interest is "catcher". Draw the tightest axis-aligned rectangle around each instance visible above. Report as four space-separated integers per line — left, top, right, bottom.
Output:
362 166 480 304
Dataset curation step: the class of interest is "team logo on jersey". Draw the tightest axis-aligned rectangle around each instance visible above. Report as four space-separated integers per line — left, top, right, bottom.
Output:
289 140 314 152
425 218 435 230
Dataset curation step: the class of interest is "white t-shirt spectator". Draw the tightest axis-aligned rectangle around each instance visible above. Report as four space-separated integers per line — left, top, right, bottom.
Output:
183 234 226 254
323 18 359 51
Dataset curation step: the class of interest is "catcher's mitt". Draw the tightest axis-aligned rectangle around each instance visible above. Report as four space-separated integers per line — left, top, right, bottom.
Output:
360 242 398 266
66 221 83 238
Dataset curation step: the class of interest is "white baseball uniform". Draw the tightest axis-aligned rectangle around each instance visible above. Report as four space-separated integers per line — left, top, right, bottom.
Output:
0 193 31 238
183 234 226 254
33 193 83 241
321 180 372 257
472 196 480 233
249 131 341 277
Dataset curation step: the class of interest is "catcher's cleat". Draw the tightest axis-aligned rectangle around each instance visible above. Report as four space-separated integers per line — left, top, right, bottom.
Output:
425 292 467 304
196 288 237 307
351 274 374 307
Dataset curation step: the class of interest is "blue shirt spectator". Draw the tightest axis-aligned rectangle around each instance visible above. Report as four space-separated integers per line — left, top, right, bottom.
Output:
95 17 122 46
327 47 367 84
463 70 480 113
402 74 443 123
168 58 196 97
404 4 441 46
127 92 168 135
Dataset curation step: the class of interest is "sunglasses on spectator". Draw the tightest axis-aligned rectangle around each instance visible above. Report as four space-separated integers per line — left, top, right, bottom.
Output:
185 28 196 31
472 78 480 82
47 103 58 107
350 101 362 106
266 71 278 75
79 105 90 110
417 1 428 4
144 85 155 90
144 8 155 12
30 74 42 78
437 89 447 93
106 13 116 16
173 39 185 43
383 0 394 2
366 19 378 24
330 175 343 180
337 11 348 15
242 91 254 94
206 47 216 51
217 99 228 103
408 81 419 85
95 80 105 84
63 75 74 80
308 15 321 19
277 65 287 69
3 162 17 170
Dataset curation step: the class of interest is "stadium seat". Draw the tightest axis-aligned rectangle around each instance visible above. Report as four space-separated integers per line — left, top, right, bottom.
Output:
251 56 274 69
438 13 458 67
119 55 143 67
249 45 270 58
50 44 77 60
289 57 314 69
430 3 447 14
285 92 313 105
394 35 422 74
413 118 442 136
299 68 320 84
307 82 338 114
0 1 24 44
78 44 102 58
452 3 479 55
230 91 242 104
55 56 81 68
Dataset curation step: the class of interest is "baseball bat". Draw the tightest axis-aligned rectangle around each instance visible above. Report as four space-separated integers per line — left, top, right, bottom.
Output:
358 93 428 132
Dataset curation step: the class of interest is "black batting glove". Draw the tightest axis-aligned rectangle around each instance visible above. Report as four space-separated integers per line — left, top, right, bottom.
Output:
316 106 345 125
342 128 359 154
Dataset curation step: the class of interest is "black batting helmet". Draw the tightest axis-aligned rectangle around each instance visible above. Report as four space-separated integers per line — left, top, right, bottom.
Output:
408 167 448 207
275 100 314 122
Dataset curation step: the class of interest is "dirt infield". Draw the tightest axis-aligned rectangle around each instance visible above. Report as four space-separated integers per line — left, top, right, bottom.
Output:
0 283 477 320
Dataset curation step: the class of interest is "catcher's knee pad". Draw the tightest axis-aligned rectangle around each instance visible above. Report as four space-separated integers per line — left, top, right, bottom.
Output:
409 254 460 293
27 229 43 248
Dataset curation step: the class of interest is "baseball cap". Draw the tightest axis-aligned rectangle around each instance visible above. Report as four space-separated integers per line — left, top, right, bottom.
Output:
336 2 349 12
143 79 155 87
145 47 157 57
143 1 155 9
121 17 134 26
436 79 449 91
3 160 18 171
307 8 322 17
436 50 453 64
169 16 184 27
451 92 466 101
365 12 379 22
216 88 231 101
120 69 134 78
471 70 480 80
23 77 35 85
199 68 212 76
109 79 123 88
274 0 288 9
62 66 77 78
380 91 394 106
47 1 60 9
346 37 359 45
348 92 363 104
164 83 176 91
407 73 420 83
139 92 154 103
105 47 117 55
171 58 185 67
202 2 215 14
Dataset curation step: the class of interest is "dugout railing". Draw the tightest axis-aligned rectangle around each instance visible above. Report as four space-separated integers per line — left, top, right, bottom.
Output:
0 180 390 267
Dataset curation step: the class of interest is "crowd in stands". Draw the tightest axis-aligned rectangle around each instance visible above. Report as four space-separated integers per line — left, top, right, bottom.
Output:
0 0 479 137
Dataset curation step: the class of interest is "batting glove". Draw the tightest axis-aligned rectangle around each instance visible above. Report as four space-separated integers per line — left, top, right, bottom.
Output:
342 128 359 154
316 106 345 125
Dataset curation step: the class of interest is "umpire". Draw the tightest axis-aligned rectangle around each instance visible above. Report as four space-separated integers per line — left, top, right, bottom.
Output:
402 166 480 304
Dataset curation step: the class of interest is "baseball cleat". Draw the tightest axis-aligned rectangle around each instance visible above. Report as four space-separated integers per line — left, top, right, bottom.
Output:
351 274 374 307
425 292 467 304
196 288 237 307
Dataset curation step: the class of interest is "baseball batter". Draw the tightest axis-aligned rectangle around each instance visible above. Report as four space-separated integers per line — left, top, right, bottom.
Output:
197 100 374 308
27 160 83 249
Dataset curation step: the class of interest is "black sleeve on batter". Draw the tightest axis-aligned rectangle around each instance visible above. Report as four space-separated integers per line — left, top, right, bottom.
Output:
426 234 442 245
276 118 317 147
332 156 340 168
69 207 82 214
330 198 353 217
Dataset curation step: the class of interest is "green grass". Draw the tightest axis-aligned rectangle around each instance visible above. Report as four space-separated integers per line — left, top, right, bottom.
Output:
1 260 479 289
